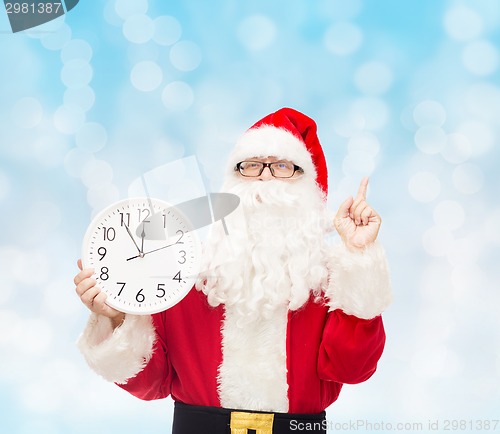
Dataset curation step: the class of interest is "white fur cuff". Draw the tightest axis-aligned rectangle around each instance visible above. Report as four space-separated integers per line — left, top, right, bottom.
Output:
326 242 392 319
77 313 156 384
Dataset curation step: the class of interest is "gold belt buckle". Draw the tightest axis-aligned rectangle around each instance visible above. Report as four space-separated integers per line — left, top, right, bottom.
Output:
230 411 275 434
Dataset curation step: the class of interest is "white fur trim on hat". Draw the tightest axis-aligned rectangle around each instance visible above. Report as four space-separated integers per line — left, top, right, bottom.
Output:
325 242 392 319
227 126 317 182
77 313 156 384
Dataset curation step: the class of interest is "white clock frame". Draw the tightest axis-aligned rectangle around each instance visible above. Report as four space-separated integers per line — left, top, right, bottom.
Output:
81 197 201 315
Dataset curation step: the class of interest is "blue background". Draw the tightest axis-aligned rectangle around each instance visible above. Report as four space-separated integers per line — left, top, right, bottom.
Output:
0 0 499 433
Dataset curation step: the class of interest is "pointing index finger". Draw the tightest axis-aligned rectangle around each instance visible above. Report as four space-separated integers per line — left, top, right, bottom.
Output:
356 176 369 199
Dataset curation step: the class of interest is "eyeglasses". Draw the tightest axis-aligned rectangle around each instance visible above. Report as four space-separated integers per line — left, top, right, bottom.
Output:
235 160 304 178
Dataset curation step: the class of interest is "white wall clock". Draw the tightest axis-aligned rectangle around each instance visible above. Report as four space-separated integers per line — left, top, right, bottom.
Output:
81 197 201 315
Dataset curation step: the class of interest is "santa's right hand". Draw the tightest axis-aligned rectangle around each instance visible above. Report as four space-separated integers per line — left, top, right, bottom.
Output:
74 260 125 327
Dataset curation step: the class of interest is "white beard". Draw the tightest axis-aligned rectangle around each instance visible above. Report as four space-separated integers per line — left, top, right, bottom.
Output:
196 174 332 324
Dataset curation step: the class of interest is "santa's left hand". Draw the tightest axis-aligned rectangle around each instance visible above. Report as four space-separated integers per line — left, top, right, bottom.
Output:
334 177 381 252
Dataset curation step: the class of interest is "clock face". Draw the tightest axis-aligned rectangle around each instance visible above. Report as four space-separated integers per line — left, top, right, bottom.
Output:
81 197 201 315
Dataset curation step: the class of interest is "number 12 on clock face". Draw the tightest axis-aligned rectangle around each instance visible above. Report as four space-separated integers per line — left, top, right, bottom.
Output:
81 197 202 315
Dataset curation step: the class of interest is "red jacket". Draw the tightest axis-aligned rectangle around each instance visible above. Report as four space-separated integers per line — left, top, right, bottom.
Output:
117 288 385 414
77 242 391 414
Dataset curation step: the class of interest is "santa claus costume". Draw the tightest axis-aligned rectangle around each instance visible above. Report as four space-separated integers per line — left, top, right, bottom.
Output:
77 108 392 434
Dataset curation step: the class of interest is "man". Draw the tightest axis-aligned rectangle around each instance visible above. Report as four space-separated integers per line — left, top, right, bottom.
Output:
74 108 392 434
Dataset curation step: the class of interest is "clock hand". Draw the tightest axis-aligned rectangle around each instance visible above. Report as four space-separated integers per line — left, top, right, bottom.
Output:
123 222 142 254
126 241 178 261
140 225 146 253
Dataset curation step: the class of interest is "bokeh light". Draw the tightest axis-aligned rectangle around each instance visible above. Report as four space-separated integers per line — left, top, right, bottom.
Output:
123 15 154 44
319 0 363 20
462 40 499 76
447 236 482 267
237 15 277 51
130 60 163 91
161 81 194 111
64 148 96 178
324 22 363 55
457 120 494 156
451 263 487 299
87 183 121 211
347 132 380 157
444 5 484 41
422 226 455 257
414 126 447 155
483 209 500 244
115 0 149 20
61 39 93 63
63 86 96 112
169 41 202 71
15 318 53 356
342 152 375 176
413 100 446 127
433 200 465 230
350 97 389 130
0 170 11 202
411 345 462 379
61 59 93 88
441 133 472 164
354 61 393 95
464 82 500 124
53 104 86 134
16 201 62 247
75 122 108 152
452 163 484 195
0 309 21 348
153 16 182 46
408 172 441 202
11 97 43 129
80 159 114 189
40 22 72 51
32 134 69 168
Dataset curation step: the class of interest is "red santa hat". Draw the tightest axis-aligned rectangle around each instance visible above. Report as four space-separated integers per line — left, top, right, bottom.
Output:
228 107 329 195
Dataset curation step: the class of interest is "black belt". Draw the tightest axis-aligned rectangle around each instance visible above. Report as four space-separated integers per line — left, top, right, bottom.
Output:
173 402 326 434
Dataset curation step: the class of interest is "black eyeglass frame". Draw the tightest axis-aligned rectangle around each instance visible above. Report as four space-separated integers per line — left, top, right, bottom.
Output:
234 161 304 178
